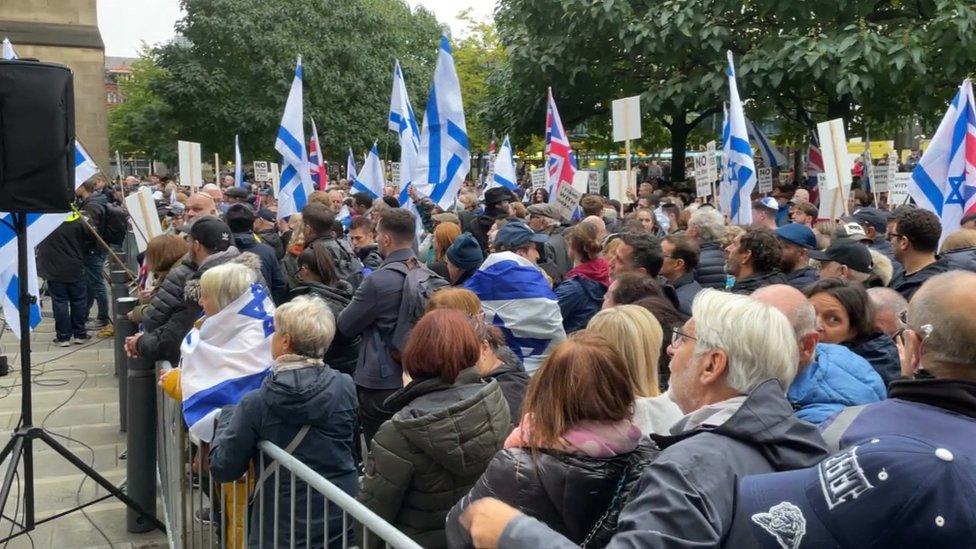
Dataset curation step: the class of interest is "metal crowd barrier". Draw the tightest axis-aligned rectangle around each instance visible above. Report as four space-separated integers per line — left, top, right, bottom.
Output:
154 361 421 549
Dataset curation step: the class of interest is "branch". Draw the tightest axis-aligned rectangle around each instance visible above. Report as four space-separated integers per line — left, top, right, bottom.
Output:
687 106 720 130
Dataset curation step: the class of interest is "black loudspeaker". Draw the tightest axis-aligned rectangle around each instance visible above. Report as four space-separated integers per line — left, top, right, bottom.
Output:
0 59 75 213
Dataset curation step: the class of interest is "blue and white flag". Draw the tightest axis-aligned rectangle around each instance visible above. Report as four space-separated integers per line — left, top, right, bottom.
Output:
346 148 358 182
275 57 315 220
234 134 244 188
181 283 275 443
388 60 426 239
353 143 385 200
463 252 565 373
910 79 976 244
413 36 470 210
719 51 757 225
490 135 518 191
746 118 788 169
2 38 15 61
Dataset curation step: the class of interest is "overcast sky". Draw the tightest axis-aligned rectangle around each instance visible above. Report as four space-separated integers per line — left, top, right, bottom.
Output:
96 0 495 57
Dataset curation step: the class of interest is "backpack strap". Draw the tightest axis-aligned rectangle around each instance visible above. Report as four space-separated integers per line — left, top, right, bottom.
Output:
251 424 311 498
820 405 867 452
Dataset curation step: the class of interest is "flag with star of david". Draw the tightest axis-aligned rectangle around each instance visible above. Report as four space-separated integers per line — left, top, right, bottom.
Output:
910 79 976 244
180 283 275 443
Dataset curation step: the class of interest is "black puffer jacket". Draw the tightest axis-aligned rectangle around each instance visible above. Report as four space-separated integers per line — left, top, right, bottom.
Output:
729 270 788 294
289 280 359 376
693 241 727 289
946 246 976 272
359 377 510 548
141 256 196 333
446 440 659 548
456 349 529 427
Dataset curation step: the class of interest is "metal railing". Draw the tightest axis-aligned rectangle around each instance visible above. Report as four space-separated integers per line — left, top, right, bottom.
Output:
154 361 421 549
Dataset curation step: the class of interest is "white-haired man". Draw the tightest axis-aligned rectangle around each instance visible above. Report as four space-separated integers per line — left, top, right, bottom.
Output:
458 289 829 548
687 206 727 289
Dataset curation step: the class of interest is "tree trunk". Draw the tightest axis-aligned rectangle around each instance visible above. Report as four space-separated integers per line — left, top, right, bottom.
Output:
669 116 689 183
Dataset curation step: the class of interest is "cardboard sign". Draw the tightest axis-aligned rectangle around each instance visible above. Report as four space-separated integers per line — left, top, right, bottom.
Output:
757 167 773 194
554 183 583 221
253 161 269 182
530 167 547 190
704 141 718 183
572 170 594 195
889 172 911 206
178 140 203 190
124 187 163 253
871 165 889 193
695 174 711 199
612 95 642 142
693 155 709 185
270 162 280 197
608 170 636 203
846 140 894 157
587 171 600 194
390 162 401 186
817 118 852 219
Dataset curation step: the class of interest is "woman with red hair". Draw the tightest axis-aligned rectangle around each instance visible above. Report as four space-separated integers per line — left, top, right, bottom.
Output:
359 309 510 548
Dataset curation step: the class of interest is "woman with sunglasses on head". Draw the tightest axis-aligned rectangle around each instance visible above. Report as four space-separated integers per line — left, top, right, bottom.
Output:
803 278 901 386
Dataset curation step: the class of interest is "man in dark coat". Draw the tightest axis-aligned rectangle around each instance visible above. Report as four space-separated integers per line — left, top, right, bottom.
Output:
469 187 516 255
776 223 819 290
37 212 90 345
660 234 703 316
887 208 950 300
76 179 110 329
226 204 287 303
726 227 788 294
687 207 728 289
445 233 484 287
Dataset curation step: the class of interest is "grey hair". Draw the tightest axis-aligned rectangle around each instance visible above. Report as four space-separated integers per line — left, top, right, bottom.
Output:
691 289 798 393
274 295 336 358
688 208 726 243
867 287 908 322
909 271 976 368
199 263 256 312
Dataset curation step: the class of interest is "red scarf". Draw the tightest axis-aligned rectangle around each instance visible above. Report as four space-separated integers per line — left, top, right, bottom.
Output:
566 257 611 287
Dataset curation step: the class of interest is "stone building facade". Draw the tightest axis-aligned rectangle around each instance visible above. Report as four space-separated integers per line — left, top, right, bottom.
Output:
0 0 108 169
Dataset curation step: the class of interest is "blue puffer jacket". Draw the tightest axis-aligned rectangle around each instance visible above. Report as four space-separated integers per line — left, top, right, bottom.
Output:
787 344 886 425
554 276 606 334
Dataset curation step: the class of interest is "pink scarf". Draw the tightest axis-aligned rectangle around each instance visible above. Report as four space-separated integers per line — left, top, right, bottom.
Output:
505 416 642 458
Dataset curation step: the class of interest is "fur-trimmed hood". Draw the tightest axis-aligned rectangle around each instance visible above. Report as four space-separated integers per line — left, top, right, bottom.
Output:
184 247 265 303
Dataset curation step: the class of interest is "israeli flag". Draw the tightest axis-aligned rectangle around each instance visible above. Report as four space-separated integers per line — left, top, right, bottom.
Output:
2 38 15 61
388 60 426 240
0 141 98 338
490 135 518 191
910 79 976 244
346 148 358 182
413 36 470 210
181 283 275 443
719 51 757 225
234 134 244 188
275 57 315 220
464 252 565 373
353 143 385 200
746 118 788 169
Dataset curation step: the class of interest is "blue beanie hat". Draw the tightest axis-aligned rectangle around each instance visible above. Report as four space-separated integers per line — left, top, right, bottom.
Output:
446 233 484 271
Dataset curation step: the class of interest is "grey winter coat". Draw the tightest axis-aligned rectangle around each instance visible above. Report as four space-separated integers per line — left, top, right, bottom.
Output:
495 379 830 548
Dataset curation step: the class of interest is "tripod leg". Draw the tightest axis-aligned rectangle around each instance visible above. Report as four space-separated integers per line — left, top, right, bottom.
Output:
36 432 165 532
0 436 24 527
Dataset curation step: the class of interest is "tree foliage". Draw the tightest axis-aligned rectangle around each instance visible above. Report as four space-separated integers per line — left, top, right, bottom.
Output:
108 56 180 164
452 11 507 151
151 0 443 162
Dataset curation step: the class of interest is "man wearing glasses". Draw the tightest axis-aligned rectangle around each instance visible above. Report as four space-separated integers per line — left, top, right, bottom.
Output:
886 207 950 300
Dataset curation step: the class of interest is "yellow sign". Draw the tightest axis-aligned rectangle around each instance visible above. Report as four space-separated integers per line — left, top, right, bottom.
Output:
846 141 894 156
900 149 912 164
920 139 931 152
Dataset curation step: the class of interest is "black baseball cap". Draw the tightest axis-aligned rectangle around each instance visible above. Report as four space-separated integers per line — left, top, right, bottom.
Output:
851 207 889 233
809 239 873 273
224 203 255 233
189 216 232 252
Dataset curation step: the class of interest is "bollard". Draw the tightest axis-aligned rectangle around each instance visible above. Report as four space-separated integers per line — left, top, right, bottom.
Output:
126 350 158 532
115 297 138 432
109 270 129 330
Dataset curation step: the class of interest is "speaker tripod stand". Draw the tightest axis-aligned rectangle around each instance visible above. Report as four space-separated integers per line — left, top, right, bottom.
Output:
0 212 164 543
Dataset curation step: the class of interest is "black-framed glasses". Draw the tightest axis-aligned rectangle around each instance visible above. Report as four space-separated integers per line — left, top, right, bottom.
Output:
671 326 697 348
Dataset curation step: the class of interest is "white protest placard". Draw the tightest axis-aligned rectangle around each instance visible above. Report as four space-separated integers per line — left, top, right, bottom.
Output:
757 167 773 194
704 141 718 183
572 170 595 195
253 161 269 182
554 182 583 221
693 155 710 197
871 165 889 193
612 96 642 142
889 172 911 206
270 162 280 197
695 176 711 199
608 170 636 203
887 152 898 181
530 167 547 190
390 162 401 186
816 118 853 219
587 171 600 195
124 187 163 253
178 140 203 190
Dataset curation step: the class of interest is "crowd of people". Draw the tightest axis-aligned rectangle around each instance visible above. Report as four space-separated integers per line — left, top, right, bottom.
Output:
54 165 976 547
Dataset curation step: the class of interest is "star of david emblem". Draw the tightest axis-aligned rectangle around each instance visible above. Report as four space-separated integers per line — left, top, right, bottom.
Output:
946 174 966 206
238 284 275 337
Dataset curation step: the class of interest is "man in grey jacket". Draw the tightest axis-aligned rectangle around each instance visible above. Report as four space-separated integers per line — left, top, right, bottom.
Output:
460 289 829 548
337 208 420 447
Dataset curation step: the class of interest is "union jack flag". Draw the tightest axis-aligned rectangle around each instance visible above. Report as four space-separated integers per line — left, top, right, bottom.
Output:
806 130 824 205
545 87 576 202
309 118 327 191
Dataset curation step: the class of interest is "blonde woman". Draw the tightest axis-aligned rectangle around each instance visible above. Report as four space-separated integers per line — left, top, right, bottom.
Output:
587 305 683 435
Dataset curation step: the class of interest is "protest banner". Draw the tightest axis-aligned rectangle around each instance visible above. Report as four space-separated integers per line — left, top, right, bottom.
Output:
178 140 203 190
608 170 636 203
253 161 269 182
390 162 401 186
889 173 911 206
270 162 280 197
124 187 163 253
817 118 852 219
693 155 710 198
757 167 773 194
572 170 594 194
554 180 583 221
612 95 641 186
587 171 600 194
530 167 547 189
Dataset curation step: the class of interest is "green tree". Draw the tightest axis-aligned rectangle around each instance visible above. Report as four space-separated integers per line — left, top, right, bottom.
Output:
152 0 443 163
452 11 506 152
108 55 181 164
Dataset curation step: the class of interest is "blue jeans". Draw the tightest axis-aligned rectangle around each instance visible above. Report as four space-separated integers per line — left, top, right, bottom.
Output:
47 280 88 341
83 250 109 323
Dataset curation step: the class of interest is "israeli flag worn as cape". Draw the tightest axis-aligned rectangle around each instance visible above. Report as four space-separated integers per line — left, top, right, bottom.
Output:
180 284 275 443
464 252 565 373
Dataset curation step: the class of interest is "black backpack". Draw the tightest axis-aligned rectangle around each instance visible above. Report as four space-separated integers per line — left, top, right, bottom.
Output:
385 257 449 353
99 203 129 246
312 238 364 291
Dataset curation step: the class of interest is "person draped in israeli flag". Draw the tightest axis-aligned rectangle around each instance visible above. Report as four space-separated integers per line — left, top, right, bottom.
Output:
413 36 470 210
353 143 385 200
910 79 976 243
463 252 565 373
719 51 757 225
275 57 315 220
489 135 518 191
180 279 275 443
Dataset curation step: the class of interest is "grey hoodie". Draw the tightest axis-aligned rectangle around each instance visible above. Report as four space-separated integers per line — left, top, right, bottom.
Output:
497 379 829 548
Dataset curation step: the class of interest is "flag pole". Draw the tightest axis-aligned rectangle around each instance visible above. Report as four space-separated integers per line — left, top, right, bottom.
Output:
625 139 632 194
214 153 219 182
